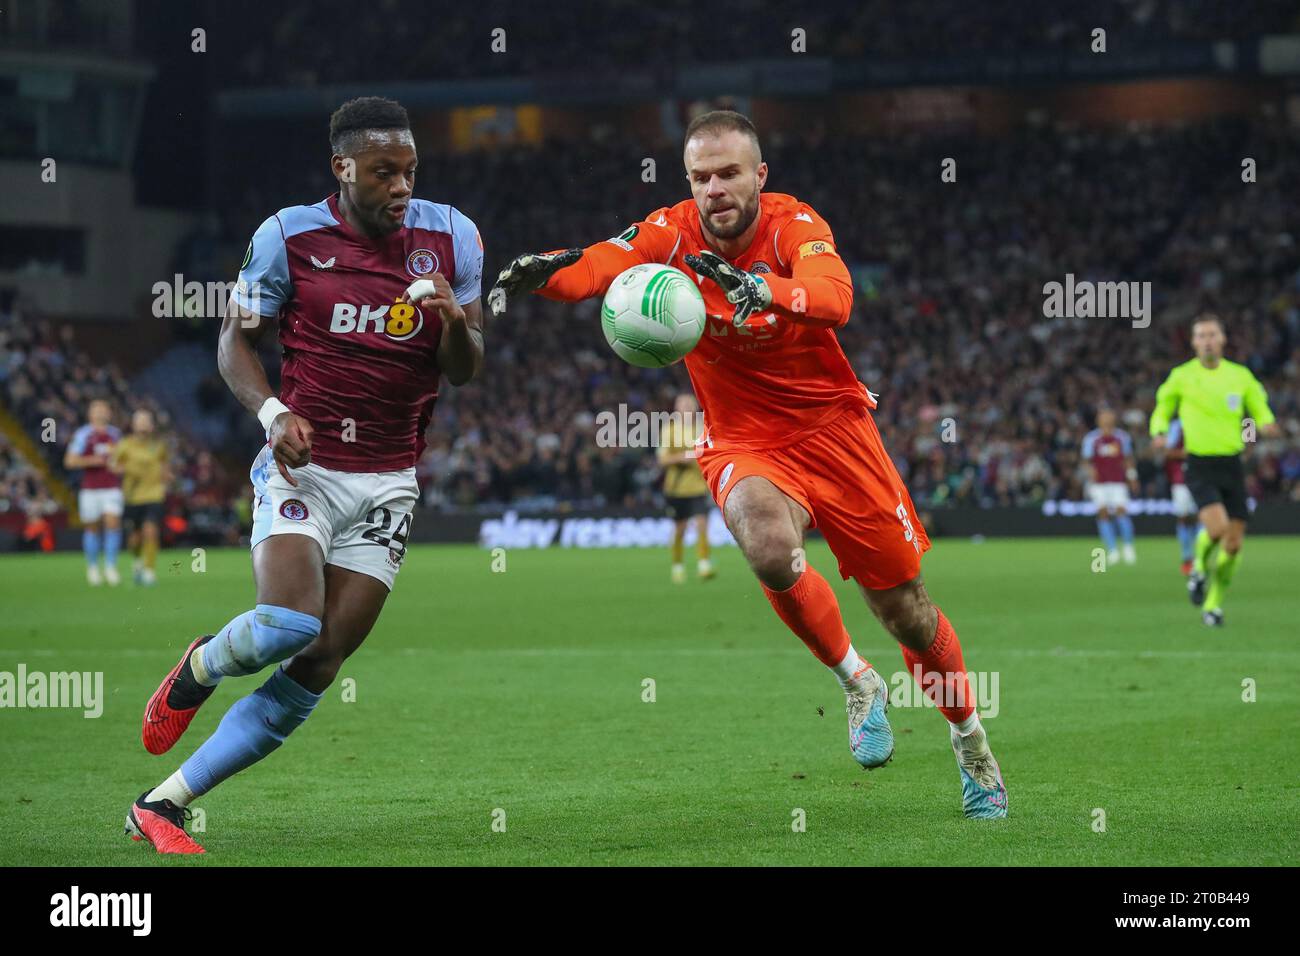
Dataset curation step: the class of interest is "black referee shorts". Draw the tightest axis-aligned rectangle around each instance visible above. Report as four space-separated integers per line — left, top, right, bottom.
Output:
124 501 164 527
666 494 711 522
1184 454 1250 521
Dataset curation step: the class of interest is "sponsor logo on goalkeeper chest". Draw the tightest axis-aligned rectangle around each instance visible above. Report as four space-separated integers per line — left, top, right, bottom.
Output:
327 301 425 342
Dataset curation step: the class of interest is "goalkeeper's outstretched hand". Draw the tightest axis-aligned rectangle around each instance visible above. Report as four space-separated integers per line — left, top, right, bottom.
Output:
487 248 584 316
684 250 773 326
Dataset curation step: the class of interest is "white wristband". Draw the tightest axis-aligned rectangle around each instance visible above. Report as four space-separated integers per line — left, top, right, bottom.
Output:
257 396 291 433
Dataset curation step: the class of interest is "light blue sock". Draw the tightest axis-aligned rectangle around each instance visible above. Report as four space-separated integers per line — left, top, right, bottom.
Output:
103 526 122 567
200 605 322 682
180 665 323 797
1097 518 1117 552
1176 522 1196 561
83 529 101 566
1116 514 1135 545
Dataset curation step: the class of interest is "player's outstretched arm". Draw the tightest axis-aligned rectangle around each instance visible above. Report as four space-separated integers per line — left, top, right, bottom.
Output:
217 299 312 486
490 212 681 316
487 249 584 316
687 212 853 328
774 248 854 328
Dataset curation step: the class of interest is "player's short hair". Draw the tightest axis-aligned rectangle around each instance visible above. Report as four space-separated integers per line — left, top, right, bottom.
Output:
684 110 762 161
329 97 411 155
1191 313 1224 334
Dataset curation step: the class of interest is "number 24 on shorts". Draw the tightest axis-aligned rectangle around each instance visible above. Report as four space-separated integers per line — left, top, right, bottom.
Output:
362 507 411 555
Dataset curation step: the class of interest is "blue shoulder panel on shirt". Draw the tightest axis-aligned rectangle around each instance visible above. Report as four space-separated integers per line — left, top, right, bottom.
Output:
69 424 93 454
277 200 337 239
404 199 453 233
449 207 483 305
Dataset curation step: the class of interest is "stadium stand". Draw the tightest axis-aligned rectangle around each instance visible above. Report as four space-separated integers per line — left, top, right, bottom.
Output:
190 116 1299 512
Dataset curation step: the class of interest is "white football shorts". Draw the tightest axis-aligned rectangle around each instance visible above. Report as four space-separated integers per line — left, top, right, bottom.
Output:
1171 482 1197 518
250 445 417 590
79 487 124 523
1088 481 1130 512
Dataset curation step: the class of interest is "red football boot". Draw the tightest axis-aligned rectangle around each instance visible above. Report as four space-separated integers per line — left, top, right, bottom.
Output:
142 635 216 755
125 791 205 854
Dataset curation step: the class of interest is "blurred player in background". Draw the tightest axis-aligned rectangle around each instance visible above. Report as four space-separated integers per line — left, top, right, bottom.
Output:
491 110 1006 818
658 393 715 583
1163 418 1198 575
1150 315 1277 627
113 408 170 586
64 398 123 586
124 97 485 853
1082 409 1138 565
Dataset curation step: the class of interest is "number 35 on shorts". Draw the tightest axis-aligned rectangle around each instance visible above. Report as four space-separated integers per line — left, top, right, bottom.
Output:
895 496 921 554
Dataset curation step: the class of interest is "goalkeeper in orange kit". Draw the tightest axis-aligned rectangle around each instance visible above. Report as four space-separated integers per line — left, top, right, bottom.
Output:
489 111 1006 818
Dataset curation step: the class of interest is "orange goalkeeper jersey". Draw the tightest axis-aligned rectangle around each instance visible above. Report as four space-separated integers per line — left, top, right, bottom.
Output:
537 192 875 451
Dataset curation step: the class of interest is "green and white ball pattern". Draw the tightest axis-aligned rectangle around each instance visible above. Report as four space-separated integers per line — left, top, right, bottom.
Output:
600 264 706 368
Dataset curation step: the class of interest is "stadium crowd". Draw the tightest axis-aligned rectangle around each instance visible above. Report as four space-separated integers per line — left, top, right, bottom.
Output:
412 115 1300 511
7 115 1299 520
209 0 1300 84
195 113 1299 512
0 303 245 543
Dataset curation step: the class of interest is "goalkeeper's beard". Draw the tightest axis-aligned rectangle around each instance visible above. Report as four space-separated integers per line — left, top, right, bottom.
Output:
702 193 760 241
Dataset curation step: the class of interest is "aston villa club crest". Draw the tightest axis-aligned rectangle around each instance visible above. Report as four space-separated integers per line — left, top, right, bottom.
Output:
279 499 309 521
407 248 439 277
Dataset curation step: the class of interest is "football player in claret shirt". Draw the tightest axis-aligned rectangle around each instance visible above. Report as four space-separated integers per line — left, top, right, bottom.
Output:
491 110 1006 818
64 398 124 587
124 97 485 853
1081 408 1139 566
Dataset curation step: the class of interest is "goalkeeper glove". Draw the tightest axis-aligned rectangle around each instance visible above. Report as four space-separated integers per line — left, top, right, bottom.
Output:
487 248 584 317
684 250 773 326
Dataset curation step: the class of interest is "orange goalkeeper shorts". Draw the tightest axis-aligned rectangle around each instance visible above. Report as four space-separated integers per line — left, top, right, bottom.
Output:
696 406 930 590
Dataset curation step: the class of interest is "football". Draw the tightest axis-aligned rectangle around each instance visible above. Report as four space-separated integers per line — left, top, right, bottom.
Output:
600 264 706 368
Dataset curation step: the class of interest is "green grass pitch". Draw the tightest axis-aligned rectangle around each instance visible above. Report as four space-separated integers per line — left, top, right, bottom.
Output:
1 536 1296 866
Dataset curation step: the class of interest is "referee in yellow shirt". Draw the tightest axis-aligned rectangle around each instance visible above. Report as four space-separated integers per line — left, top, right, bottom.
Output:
658 394 715 583
1150 315 1278 626
112 409 170 587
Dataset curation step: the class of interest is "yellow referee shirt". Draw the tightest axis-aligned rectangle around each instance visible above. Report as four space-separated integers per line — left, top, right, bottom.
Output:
113 435 168 505
658 419 709 499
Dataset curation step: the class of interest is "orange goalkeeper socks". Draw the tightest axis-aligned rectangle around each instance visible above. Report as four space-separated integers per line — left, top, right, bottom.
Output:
762 566 853 668
901 607 976 727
